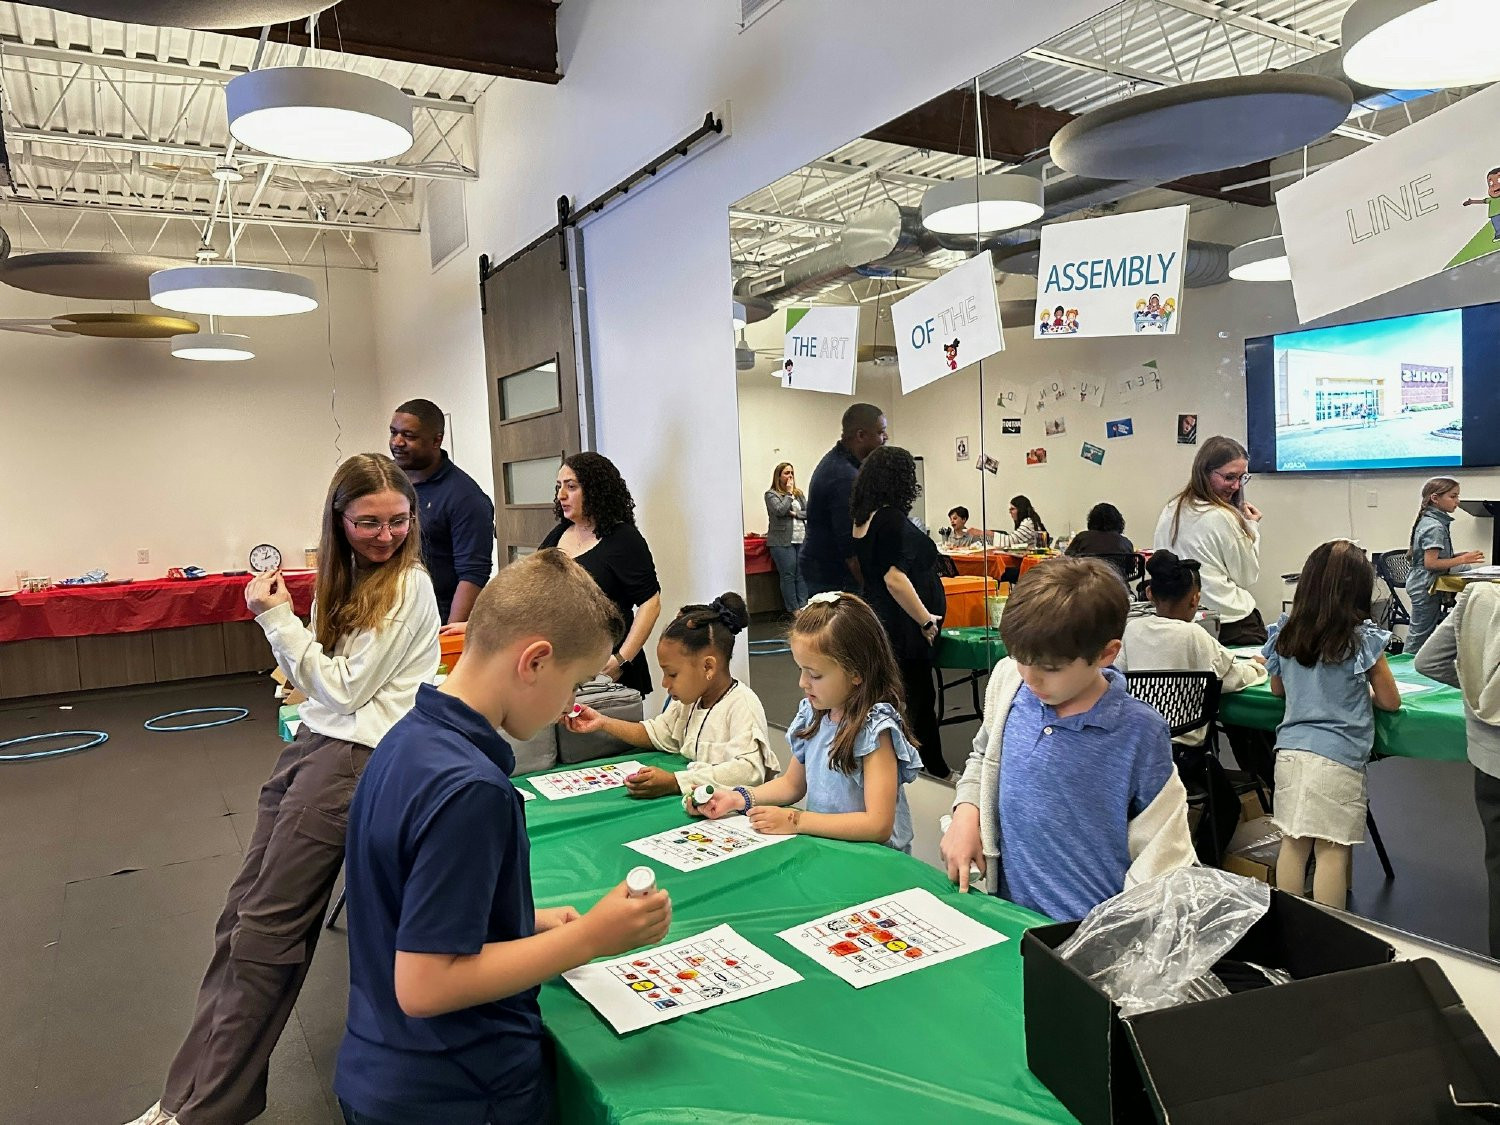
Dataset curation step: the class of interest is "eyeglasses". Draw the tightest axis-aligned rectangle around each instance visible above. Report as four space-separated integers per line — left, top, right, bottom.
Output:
1214 471 1252 485
343 514 412 535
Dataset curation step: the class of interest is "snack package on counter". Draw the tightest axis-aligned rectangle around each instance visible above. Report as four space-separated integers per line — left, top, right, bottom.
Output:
1056 867 1271 1017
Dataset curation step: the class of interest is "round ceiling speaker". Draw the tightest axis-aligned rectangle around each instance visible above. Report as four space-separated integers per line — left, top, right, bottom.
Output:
1050 74 1354 181
0 251 190 301
40 1 336 31
53 313 200 339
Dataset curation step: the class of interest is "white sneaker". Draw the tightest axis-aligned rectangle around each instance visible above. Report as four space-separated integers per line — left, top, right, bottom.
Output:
123 1102 176 1125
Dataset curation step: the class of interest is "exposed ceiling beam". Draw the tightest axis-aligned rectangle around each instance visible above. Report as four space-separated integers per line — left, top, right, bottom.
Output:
864 88 1274 206
226 0 561 85
728 208 844 232
1152 0 1337 54
4 192 417 234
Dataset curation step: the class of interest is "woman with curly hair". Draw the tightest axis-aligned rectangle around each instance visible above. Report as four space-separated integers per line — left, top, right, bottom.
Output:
850 445 948 778
541 451 662 694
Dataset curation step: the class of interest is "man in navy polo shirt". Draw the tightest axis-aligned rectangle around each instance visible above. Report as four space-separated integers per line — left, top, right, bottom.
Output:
802 402 888 596
389 399 495 624
334 550 671 1125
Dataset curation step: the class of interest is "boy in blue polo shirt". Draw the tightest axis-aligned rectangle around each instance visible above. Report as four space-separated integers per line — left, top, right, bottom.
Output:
940 557 1196 920
334 549 672 1125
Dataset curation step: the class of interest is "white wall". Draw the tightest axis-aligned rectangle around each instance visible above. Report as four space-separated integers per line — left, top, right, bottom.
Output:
0 263 388 582
368 0 1112 686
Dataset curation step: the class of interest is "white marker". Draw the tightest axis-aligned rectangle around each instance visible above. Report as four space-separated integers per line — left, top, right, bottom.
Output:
625 865 656 898
570 704 583 717
692 783 715 806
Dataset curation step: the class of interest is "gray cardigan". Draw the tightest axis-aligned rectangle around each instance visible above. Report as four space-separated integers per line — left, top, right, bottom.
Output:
1414 588 1500 779
764 490 806 548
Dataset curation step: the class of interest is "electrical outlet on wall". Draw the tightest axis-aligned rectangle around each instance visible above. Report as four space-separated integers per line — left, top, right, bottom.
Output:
137 548 150 564
1366 491 1379 508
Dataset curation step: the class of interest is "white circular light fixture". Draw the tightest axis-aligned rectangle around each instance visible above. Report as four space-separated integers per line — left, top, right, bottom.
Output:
149 265 318 317
1228 236 1292 282
226 67 414 163
1343 0 1500 89
171 332 255 362
920 174 1044 236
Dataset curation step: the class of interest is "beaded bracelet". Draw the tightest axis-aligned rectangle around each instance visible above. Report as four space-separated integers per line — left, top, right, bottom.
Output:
734 785 754 812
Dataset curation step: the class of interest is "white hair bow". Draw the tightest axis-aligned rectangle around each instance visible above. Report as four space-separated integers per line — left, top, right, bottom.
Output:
806 592 842 606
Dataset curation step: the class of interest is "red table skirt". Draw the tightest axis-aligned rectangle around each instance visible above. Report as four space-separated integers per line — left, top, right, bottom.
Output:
0 571 317 642
744 536 775 576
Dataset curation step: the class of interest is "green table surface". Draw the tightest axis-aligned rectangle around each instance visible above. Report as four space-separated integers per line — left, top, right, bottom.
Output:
1218 654 1466 763
937 625 1007 671
519 751 1072 1124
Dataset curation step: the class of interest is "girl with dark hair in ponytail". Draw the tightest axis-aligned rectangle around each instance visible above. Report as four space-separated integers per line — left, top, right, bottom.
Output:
565 591 779 802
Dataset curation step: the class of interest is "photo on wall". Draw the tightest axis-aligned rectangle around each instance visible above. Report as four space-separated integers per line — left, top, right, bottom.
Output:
1001 418 1022 435
1026 447 1048 466
1044 416 1067 437
1106 418 1133 439
1081 441 1106 465
1178 414 1198 445
955 435 970 461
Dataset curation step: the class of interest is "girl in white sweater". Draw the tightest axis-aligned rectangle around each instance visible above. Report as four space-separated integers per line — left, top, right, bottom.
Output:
1153 435 1265 645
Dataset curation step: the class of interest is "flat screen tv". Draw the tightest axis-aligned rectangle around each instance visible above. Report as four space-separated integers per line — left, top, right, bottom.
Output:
1244 301 1500 474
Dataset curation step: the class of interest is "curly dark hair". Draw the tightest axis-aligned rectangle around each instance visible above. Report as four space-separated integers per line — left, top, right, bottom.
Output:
849 446 921 524
554 451 637 536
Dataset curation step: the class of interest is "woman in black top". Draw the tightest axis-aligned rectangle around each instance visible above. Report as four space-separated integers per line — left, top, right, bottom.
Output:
850 446 948 778
1065 502 1138 581
542 452 662 695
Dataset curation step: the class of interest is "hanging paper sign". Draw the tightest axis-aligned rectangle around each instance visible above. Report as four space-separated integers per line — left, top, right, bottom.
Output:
1034 205 1189 339
1279 82 1500 324
892 250 1004 394
781 306 859 395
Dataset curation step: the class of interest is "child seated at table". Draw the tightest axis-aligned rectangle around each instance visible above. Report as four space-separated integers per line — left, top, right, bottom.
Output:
1116 550 1268 862
1264 539 1400 909
564 592 778 802
332 550 671 1125
940 558 1195 920
1415 582 1500 960
697 592 923 852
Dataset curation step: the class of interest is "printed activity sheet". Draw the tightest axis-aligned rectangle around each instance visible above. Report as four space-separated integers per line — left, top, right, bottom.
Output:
528 760 646 801
624 818 794 873
562 924 802 1033
775 888 1007 989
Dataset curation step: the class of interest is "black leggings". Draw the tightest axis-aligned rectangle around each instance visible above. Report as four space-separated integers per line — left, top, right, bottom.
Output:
899 657 946 778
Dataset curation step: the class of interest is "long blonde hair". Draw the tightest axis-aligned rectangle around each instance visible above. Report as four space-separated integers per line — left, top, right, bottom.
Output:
1168 435 1252 542
1409 477 1460 564
313 454 424 649
770 461 804 501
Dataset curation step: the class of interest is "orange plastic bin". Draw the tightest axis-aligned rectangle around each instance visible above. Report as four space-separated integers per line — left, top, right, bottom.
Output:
940 575 999 628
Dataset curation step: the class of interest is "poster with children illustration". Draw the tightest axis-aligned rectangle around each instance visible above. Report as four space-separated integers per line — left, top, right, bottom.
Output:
1034 205 1188 339
1278 81 1500 322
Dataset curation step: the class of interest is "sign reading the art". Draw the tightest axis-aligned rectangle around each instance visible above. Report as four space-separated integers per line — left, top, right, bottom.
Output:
781 306 859 395
1033 205 1189 339
892 250 1004 395
1279 81 1500 323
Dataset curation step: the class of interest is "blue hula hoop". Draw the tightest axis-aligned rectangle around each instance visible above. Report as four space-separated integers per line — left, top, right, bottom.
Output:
0 730 109 762
748 639 791 656
143 707 250 732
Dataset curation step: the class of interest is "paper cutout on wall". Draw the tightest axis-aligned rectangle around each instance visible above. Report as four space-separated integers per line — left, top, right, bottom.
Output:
1001 418 1022 434
1116 360 1165 404
1071 377 1107 408
1030 378 1068 414
995 382 1026 415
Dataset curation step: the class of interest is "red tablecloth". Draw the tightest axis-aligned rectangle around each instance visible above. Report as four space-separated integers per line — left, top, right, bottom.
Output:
744 536 774 576
0 571 317 642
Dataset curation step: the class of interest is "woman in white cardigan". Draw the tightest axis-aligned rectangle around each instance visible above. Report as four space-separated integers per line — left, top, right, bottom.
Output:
1153 435 1266 646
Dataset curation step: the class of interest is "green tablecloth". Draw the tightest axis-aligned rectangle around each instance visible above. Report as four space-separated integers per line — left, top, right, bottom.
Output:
1219 654 1467 763
520 751 1072 1124
937 625 1007 671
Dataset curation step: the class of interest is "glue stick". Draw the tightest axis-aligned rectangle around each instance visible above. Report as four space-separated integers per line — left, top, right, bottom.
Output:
625 865 656 898
692 783 715 807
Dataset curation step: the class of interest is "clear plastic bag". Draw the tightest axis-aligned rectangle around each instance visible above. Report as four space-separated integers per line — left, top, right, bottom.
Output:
1057 867 1271 1017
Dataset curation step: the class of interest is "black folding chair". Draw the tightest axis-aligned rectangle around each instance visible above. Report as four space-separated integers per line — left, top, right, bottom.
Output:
1122 671 1238 865
1371 549 1413 638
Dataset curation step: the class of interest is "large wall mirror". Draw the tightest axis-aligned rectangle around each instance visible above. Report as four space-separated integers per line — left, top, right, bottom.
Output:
729 0 1500 959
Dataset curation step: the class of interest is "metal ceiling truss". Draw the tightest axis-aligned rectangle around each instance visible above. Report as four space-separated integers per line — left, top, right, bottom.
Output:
0 37 479 235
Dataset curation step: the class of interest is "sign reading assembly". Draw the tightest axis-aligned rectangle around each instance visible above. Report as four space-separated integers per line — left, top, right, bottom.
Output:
892 250 1004 395
780 306 860 395
1033 205 1189 339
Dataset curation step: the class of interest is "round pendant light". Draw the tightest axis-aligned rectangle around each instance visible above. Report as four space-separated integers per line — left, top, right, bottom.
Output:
920 174 1045 235
1228 236 1291 282
1343 0 1500 89
172 332 255 362
226 67 414 163
149 265 318 317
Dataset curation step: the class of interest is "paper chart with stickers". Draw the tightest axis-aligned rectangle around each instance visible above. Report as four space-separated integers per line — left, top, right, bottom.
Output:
562 924 802 1033
528 760 646 801
775 888 1007 989
624 818 795 872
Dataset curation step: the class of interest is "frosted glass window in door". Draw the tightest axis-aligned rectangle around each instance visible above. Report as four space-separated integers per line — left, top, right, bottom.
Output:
500 360 561 420
504 456 563 506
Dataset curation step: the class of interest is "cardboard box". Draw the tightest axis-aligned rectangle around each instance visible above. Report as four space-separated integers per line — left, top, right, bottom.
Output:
1022 889 1395 1125
1222 852 1273 885
269 668 307 706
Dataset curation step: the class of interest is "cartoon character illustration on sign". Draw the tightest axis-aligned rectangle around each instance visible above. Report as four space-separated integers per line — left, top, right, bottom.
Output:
1133 294 1176 334
944 338 961 371
783 359 794 384
1065 309 1079 332
1461 166 1500 243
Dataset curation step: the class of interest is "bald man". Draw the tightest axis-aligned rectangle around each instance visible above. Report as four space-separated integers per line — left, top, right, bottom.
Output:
801 403 889 596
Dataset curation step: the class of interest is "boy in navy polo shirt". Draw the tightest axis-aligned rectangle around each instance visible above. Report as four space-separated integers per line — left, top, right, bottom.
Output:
941 557 1195 920
334 549 672 1125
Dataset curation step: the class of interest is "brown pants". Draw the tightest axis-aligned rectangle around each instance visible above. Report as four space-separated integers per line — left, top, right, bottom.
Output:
163 731 371 1125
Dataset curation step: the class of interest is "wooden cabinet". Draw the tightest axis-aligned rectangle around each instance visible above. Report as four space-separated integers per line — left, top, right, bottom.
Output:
77 632 157 690
222 621 275 674
0 637 81 697
151 625 229 682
